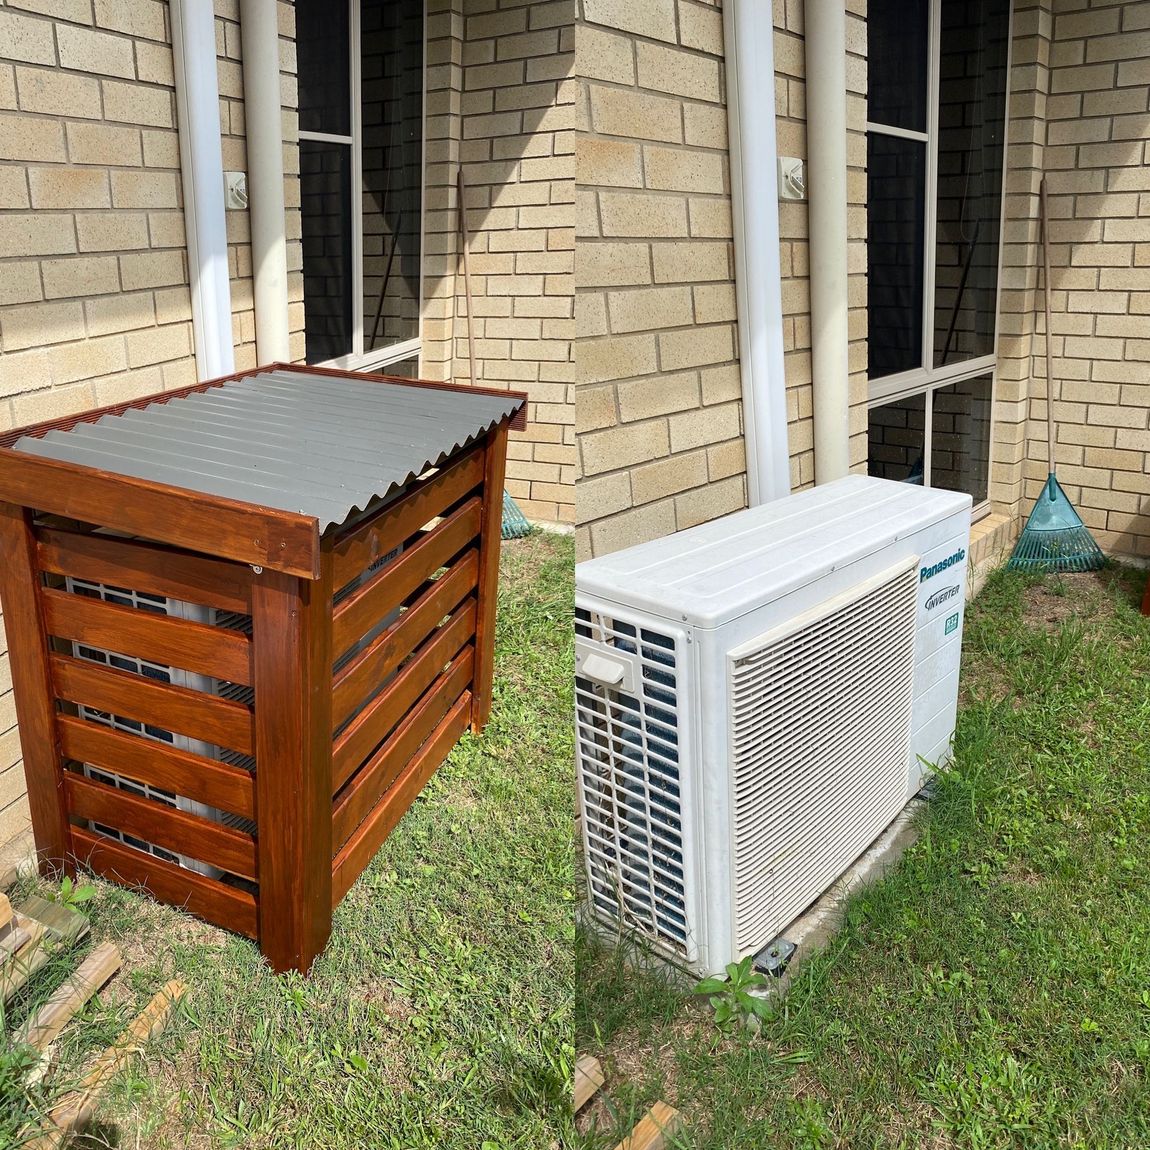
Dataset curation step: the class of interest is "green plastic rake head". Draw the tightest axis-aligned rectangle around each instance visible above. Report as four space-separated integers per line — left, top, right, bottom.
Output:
501 489 534 540
1007 473 1105 573
1008 177 1106 576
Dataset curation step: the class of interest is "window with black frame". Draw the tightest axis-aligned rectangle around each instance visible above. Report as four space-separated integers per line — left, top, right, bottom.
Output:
865 0 1009 509
296 0 424 370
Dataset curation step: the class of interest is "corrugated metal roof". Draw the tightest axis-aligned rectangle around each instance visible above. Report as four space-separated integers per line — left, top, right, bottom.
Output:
12 369 524 531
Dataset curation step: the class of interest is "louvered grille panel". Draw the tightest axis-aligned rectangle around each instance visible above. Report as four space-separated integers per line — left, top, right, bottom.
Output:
729 560 918 954
63 577 257 869
576 607 688 957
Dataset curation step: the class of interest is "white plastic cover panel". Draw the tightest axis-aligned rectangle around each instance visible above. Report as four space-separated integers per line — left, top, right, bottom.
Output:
576 607 688 957
728 559 918 954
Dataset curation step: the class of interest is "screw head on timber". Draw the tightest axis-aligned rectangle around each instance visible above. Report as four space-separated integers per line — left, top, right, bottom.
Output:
251 565 263 574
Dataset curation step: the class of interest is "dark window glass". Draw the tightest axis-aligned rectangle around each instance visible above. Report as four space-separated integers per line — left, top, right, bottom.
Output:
362 0 423 351
377 356 418 379
930 374 992 502
297 0 350 136
867 133 926 378
933 0 1010 367
867 0 929 132
300 139 353 362
868 393 926 485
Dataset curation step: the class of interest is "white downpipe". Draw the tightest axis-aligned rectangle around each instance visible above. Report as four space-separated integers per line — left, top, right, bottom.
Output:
723 0 791 505
240 0 291 362
171 0 234 380
805 0 851 483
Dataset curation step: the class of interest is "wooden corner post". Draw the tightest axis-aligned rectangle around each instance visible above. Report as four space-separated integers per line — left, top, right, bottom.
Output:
0 503 72 877
251 564 333 974
471 424 508 734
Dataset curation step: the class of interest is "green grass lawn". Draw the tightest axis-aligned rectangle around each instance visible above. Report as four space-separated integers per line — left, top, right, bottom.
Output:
2 532 574 1150
576 564 1150 1149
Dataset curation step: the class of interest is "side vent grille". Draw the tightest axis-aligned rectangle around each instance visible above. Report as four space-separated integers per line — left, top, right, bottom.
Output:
576 607 688 957
728 561 918 953
65 577 256 872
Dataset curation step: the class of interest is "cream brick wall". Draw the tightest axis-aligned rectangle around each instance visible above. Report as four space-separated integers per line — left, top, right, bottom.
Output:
454 0 575 526
0 0 302 848
775 0 870 488
1008 0 1150 558
420 0 467 382
575 0 746 559
575 0 870 559
0 0 196 846
215 0 307 368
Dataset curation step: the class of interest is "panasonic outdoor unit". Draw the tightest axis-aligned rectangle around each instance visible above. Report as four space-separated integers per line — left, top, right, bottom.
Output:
575 475 972 977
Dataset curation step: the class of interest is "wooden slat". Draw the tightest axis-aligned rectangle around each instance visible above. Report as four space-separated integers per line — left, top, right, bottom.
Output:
37 527 253 615
16 941 121 1052
27 979 187 1150
51 654 255 757
43 588 253 685
333 600 477 790
332 692 471 904
613 1102 684 1150
332 550 478 729
0 502 72 875
331 447 484 588
65 772 257 882
471 427 508 734
333 647 474 849
0 450 320 579
251 565 333 975
70 827 258 938
0 926 31 965
58 715 255 821
332 497 482 660
0 919 47 1003
575 1056 605 1112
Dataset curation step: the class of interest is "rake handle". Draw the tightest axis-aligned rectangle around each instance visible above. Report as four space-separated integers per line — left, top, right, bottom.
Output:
1040 176 1056 485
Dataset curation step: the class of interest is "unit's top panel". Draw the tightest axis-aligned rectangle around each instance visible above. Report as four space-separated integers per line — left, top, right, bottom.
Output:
9 368 524 531
576 475 973 629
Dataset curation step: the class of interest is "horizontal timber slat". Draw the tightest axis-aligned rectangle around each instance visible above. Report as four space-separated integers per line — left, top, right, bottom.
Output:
332 692 472 904
0 450 320 579
51 654 255 757
65 772 257 882
332 550 478 730
332 498 481 661
37 528 253 615
43 589 253 686
333 647 475 849
330 447 484 589
70 827 258 939
58 715 254 821
333 600 477 789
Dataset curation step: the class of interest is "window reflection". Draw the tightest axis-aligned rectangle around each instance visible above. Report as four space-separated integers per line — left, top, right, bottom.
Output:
933 0 1010 367
930 374 992 503
868 393 926 485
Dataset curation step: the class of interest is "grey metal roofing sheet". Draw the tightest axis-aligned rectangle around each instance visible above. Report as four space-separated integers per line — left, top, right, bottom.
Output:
12 369 524 531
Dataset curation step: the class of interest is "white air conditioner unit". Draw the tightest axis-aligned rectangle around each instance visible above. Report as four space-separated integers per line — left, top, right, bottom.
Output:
575 475 973 977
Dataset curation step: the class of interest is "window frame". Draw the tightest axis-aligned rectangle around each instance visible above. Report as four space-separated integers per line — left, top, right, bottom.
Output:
866 0 1013 516
297 0 428 375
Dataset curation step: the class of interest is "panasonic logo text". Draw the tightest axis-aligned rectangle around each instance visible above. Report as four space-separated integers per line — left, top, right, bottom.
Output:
920 549 965 583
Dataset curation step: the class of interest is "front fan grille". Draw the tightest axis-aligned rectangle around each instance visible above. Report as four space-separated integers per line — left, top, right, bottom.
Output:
576 607 688 956
728 560 918 954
